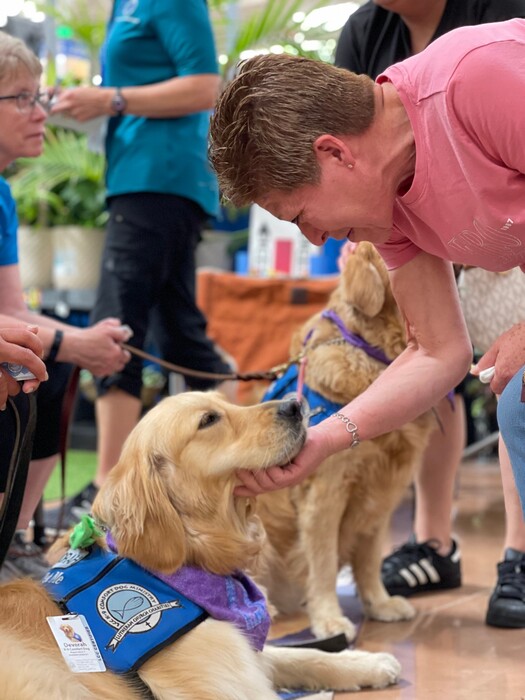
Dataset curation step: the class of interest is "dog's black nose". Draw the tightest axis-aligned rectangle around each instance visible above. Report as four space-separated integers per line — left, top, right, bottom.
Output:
277 399 303 421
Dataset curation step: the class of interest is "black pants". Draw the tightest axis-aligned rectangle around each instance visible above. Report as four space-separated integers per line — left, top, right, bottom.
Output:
91 192 231 397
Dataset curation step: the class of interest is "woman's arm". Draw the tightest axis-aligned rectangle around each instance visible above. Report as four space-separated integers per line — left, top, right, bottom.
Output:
50 74 221 122
0 264 131 376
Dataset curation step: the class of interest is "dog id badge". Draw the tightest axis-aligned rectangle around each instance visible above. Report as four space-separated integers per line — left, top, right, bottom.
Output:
47 614 106 673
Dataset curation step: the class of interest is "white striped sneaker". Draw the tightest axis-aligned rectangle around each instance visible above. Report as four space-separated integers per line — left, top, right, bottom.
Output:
381 537 462 597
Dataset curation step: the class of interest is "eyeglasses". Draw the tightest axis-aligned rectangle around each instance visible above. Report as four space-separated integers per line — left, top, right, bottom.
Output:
0 91 50 114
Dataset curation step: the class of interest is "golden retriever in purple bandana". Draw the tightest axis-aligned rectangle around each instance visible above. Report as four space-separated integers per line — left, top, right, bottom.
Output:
0 390 401 699
256 242 435 643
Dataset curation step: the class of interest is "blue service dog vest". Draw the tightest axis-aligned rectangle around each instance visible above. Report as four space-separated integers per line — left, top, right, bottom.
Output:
42 546 207 673
262 364 344 426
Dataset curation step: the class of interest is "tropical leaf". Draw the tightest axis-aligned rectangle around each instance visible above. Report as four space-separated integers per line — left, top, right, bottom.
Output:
215 0 333 76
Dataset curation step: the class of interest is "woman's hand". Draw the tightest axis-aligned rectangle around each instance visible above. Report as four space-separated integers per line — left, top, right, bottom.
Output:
0 326 47 409
51 87 112 122
61 319 132 377
234 427 332 496
472 322 525 395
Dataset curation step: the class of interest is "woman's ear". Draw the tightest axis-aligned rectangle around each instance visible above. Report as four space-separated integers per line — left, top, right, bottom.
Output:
92 449 187 574
313 134 354 167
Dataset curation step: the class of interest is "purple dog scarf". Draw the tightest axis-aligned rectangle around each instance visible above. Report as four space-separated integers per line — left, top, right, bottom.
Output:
107 534 270 651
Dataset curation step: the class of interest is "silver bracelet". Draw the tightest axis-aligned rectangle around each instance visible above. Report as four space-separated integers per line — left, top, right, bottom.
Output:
332 412 360 448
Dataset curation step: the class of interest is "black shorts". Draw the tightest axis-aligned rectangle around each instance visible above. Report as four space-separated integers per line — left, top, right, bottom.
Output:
90 192 231 397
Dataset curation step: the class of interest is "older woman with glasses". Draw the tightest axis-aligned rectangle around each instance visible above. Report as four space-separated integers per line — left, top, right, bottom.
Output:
0 31 131 580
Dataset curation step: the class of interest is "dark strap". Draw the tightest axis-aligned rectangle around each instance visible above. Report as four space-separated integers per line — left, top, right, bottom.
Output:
121 343 283 382
54 366 81 534
0 393 37 567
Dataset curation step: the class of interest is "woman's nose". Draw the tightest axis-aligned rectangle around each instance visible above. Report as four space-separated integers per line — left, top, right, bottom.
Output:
298 222 325 246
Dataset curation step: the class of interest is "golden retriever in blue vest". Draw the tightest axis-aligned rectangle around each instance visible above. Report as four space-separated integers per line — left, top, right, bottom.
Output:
0 390 401 699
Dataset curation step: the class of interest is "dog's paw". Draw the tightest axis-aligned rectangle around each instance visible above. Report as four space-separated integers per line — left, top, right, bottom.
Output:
367 594 416 622
366 652 402 688
335 650 401 690
311 615 357 643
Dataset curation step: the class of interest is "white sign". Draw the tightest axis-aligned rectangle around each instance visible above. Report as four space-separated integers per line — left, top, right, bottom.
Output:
248 205 316 278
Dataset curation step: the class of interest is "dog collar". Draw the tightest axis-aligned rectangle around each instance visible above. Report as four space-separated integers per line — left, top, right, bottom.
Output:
321 309 392 365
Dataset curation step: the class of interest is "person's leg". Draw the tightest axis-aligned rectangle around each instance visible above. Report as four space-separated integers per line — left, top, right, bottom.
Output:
16 455 57 529
58 195 161 518
0 393 48 581
381 393 464 596
89 194 169 489
499 437 525 552
149 195 236 397
94 388 141 486
6 362 74 577
413 393 466 552
486 436 525 628
486 368 525 628
497 366 525 515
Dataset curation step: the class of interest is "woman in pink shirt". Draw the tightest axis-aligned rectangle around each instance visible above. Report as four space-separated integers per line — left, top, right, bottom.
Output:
209 21 525 537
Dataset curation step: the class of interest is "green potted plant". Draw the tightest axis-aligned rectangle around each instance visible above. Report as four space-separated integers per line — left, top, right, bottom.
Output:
9 126 107 290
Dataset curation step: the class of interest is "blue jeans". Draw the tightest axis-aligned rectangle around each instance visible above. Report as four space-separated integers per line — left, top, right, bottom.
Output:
497 365 525 518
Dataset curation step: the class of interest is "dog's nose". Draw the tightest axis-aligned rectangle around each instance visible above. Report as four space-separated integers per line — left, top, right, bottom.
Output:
277 399 302 421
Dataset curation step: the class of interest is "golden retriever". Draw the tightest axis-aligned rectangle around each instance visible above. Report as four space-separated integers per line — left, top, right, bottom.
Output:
0 391 401 699
255 242 435 643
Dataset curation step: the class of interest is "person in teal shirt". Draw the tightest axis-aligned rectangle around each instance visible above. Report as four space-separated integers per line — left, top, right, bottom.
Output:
51 0 234 518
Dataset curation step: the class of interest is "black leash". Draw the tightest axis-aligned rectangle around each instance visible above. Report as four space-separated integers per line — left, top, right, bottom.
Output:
0 393 37 567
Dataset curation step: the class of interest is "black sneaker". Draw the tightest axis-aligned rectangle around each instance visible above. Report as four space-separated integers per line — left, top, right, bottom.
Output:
44 481 99 532
381 537 462 596
486 548 525 628
0 531 50 581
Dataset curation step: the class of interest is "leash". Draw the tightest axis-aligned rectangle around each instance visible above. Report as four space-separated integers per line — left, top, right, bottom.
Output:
121 343 293 383
0 393 37 567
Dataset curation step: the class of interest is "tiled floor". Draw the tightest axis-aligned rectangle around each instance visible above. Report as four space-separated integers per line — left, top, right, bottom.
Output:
269 458 525 699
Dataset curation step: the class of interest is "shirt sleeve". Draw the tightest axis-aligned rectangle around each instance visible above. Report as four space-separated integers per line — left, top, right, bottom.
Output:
449 36 525 175
375 228 422 271
152 0 218 77
0 179 19 267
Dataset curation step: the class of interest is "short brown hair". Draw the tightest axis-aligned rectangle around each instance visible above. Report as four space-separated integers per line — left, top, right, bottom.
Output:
0 30 42 88
209 53 375 206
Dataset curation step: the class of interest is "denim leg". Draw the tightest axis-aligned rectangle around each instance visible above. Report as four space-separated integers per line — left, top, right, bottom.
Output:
497 365 525 518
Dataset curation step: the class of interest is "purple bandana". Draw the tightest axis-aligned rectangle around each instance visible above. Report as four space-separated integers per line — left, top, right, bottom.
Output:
106 534 270 651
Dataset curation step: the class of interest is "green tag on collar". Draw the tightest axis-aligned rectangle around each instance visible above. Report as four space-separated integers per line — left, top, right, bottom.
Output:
69 514 103 550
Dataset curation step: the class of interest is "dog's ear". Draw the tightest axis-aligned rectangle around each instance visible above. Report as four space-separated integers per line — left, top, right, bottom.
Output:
92 446 187 574
340 242 387 318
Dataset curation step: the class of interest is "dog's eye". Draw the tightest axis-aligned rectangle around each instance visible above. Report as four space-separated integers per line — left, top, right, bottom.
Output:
198 411 221 429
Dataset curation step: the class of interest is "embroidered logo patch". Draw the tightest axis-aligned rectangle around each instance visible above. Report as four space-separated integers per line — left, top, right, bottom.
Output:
96 583 182 651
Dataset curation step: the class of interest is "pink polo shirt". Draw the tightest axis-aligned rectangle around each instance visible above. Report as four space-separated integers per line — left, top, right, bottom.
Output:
375 19 525 272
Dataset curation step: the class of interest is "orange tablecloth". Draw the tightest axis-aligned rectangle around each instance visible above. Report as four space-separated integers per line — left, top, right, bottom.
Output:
197 270 338 403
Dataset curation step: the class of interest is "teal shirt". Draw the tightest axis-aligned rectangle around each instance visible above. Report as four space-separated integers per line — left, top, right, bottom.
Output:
104 0 219 216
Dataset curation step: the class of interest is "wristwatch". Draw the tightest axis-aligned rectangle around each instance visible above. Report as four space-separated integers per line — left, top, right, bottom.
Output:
111 87 127 115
